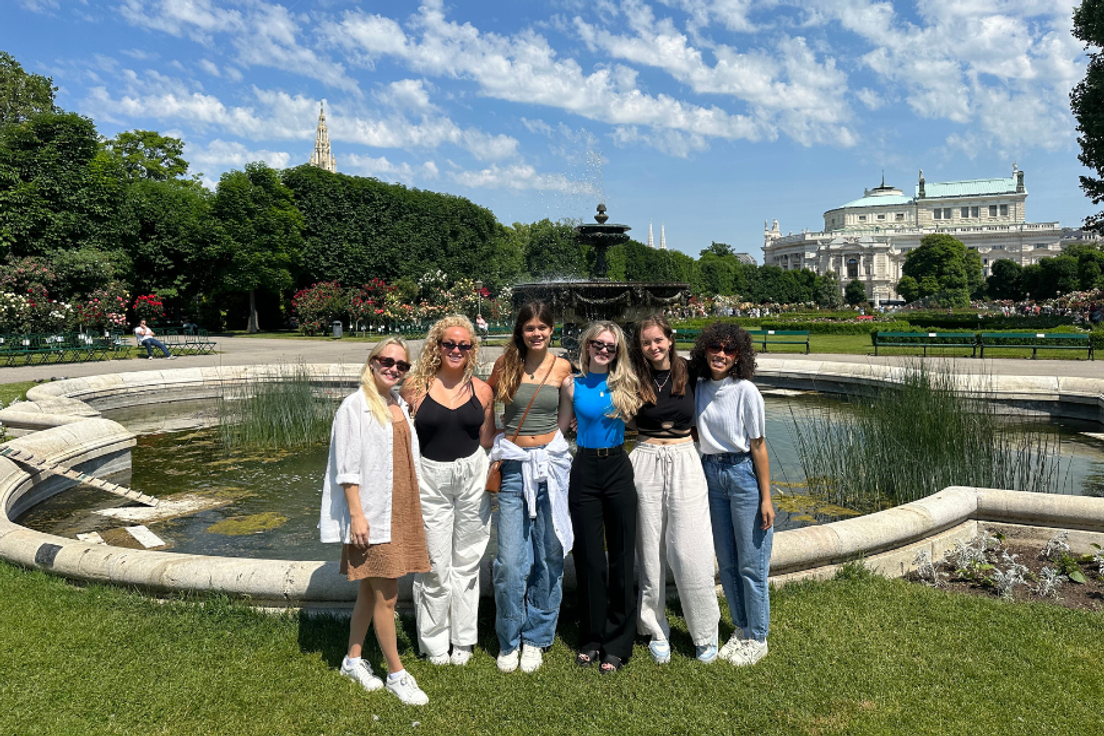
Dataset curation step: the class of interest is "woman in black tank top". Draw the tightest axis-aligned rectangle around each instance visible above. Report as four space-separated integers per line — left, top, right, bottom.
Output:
401 315 496 666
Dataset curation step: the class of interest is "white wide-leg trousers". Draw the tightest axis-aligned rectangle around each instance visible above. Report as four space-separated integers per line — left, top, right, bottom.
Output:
413 448 492 657
630 441 720 646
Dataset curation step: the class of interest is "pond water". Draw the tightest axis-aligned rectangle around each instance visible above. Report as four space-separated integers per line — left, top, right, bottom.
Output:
15 393 1104 560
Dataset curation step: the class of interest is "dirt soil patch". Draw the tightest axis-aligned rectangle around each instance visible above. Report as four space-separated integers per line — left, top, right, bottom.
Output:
906 535 1104 613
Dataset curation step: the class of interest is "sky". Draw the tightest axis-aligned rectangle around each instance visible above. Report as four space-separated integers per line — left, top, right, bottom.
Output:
2 0 1098 263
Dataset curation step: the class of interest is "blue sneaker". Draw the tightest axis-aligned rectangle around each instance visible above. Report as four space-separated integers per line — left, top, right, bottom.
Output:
648 638 671 664
695 632 719 664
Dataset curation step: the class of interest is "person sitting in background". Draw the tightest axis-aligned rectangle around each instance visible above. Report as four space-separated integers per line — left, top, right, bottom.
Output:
134 319 174 360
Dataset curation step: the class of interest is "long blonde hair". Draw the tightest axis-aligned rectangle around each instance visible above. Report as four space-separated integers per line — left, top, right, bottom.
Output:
405 315 480 403
577 321 642 421
359 336 409 425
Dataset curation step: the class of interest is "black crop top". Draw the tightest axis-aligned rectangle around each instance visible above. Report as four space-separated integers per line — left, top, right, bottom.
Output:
414 389 484 462
635 369 695 439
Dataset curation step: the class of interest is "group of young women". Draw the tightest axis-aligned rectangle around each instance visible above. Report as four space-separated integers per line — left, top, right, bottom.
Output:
319 303 775 706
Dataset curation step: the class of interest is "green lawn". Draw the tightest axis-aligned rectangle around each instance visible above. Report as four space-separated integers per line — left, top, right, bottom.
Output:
1 560 1099 735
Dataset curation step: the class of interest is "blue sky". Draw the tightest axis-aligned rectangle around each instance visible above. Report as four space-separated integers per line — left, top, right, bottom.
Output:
2 0 1096 262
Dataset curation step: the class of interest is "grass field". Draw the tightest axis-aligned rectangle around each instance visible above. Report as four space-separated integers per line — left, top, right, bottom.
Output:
1 560 1100 736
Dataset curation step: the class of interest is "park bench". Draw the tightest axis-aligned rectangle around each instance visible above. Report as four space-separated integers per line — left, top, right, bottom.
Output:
747 329 810 354
873 331 977 357
978 333 1094 360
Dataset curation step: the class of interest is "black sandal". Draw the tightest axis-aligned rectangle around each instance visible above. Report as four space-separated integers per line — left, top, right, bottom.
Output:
576 647 600 667
599 654 624 674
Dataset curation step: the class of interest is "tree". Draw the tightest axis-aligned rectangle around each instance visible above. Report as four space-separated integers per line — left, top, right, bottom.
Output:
899 233 972 301
964 248 985 298
700 241 734 258
813 271 842 307
212 162 304 332
103 130 190 182
845 279 867 305
1072 0 1104 232
896 275 920 303
522 219 587 280
987 259 1024 300
0 51 56 126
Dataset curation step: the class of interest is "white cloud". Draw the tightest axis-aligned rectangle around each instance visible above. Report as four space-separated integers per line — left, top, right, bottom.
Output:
190 139 292 170
448 163 598 194
344 153 417 181
198 59 220 77
19 0 60 13
375 79 437 112
855 87 884 110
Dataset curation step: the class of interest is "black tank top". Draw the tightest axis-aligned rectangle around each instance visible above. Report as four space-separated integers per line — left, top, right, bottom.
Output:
635 369 695 439
414 388 484 462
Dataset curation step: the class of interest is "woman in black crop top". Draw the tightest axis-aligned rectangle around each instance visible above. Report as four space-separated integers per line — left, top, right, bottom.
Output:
401 315 496 667
628 314 721 664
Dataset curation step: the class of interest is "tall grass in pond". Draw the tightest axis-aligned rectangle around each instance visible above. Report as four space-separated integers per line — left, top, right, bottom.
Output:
791 363 1067 512
218 364 341 451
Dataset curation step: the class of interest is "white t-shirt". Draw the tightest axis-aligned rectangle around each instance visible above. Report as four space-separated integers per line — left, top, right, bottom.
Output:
694 377 765 455
134 325 152 342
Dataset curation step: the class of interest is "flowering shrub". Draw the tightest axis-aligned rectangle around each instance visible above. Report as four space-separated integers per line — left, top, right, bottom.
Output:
0 257 57 295
76 286 129 332
0 288 75 333
133 294 166 323
292 281 347 335
349 279 393 331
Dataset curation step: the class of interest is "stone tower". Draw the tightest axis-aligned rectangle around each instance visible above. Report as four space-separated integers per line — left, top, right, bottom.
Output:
309 103 336 173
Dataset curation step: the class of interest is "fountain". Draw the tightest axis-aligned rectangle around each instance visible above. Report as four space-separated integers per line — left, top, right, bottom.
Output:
510 203 691 352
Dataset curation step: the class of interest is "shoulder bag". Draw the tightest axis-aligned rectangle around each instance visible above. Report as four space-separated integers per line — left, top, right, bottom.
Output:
486 360 556 493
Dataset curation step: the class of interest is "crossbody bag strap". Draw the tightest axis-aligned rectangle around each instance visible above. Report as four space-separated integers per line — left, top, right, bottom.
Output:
509 359 556 443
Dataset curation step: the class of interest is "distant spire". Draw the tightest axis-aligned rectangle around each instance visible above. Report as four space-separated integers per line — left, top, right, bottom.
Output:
648 220 654 249
660 222 667 251
310 102 337 173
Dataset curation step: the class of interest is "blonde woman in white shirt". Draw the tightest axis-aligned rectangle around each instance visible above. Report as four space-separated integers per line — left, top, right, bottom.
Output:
319 337 431 706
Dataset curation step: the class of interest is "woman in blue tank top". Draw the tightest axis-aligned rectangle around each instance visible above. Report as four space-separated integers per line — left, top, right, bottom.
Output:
559 320 642 673
401 315 496 667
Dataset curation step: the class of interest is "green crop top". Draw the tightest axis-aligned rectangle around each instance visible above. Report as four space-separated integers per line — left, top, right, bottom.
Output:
503 382 560 436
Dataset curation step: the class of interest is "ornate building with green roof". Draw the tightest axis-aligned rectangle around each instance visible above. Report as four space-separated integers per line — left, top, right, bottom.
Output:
763 167 1093 303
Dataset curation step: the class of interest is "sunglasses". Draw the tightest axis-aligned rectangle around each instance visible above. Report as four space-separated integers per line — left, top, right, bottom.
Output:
439 340 473 353
706 343 739 356
373 356 412 373
588 339 618 354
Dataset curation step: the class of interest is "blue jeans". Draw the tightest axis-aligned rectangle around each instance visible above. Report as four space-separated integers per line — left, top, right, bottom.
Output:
140 337 171 358
492 459 564 653
703 452 773 642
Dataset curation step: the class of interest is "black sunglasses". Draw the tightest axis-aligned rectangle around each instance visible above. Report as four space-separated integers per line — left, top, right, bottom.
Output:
439 340 473 353
373 356 412 373
588 339 618 353
706 343 739 356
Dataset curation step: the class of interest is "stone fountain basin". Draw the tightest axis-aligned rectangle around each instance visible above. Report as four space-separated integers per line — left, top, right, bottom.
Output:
1 362 1103 609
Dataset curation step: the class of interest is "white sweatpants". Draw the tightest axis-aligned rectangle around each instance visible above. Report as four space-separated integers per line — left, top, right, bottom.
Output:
630 441 720 646
413 447 492 657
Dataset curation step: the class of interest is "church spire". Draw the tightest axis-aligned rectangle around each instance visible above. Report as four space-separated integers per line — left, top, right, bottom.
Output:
310 102 337 173
648 220 655 249
660 222 667 250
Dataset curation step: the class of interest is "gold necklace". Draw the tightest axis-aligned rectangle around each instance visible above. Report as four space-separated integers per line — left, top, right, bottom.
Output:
525 355 548 380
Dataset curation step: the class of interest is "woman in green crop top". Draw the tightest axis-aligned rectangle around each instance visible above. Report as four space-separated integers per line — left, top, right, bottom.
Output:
486 302 574 674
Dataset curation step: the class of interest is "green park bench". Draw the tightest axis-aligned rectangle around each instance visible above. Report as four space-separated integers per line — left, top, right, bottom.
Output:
873 331 977 357
978 332 1094 360
747 329 810 354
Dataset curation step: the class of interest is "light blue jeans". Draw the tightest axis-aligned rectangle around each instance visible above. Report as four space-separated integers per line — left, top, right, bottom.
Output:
492 459 564 654
703 452 773 642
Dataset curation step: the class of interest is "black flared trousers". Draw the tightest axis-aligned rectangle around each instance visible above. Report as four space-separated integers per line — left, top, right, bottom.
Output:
568 450 638 662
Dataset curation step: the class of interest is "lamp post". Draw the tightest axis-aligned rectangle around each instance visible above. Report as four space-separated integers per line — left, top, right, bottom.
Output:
474 280 483 319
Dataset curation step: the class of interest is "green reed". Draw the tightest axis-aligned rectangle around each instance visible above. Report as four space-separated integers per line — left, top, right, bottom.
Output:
217 364 343 452
790 362 1067 513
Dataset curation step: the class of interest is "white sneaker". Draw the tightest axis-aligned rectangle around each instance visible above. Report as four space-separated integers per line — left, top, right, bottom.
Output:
450 644 473 666
496 648 519 673
339 658 383 692
519 644 543 673
719 631 747 662
728 639 768 667
426 652 449 666
385 671 429 706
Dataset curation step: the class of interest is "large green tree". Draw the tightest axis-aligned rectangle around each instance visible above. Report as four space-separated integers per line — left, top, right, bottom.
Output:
213 162 304 332
0 51 56 126
103 130 191 183
1072 0 1104 232
986 259 1024 300
899 234 977 305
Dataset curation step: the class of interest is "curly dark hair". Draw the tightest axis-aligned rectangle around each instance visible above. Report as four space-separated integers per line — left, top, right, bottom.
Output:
689 321 756 381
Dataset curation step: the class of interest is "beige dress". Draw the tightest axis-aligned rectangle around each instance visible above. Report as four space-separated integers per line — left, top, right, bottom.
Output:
340 414 431 580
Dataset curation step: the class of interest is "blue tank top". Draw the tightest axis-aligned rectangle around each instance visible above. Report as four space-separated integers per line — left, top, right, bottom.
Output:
573 372 625 449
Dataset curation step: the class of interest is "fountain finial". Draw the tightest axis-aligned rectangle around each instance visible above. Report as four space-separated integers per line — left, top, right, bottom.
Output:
595 203 609 225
